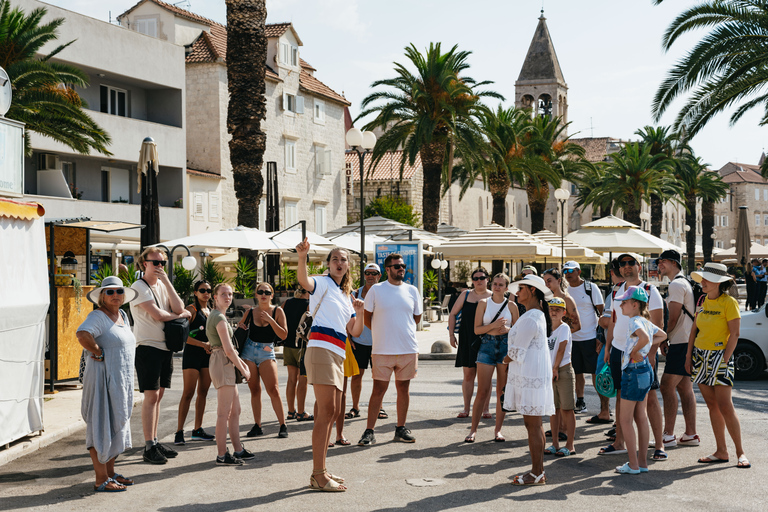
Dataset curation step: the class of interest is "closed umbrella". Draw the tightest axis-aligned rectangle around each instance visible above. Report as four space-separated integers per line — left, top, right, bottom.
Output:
735 206 751 266
138 137 160 250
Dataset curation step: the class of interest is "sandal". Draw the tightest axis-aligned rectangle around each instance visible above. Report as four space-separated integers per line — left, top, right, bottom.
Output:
456 411 469 418
296 412 314 422
94 478 126 493
344 408 360 419
111 473 134 486
286 411 297 420
309 470 347 492
598 444 627 455
544 445 557 455
586 415 612 424
737 455 751 469
482 412 492 419
555 447 574 457
378 409 388 419
698 454 729 464
652 449 668 461
464 433 476 443
494 433 506 443
510 471 546 486
335 437 351 446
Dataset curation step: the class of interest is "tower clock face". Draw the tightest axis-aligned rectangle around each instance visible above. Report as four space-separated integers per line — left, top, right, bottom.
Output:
0 67 11 116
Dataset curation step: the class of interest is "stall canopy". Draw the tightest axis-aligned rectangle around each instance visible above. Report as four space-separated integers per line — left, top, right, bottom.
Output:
566 215 683 254
713 242 768 261
323 216 449 247
152 226 291 252
0 199 48 446
436 223 560 261
534 230 609 264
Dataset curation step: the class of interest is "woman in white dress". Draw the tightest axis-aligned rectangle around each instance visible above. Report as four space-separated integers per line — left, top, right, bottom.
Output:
504 275 555 486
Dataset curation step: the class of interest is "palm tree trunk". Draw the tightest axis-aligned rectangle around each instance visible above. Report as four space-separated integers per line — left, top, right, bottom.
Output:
420 138 446 233
702 199 715 262
601 202 612 218
490 169 509 274
526 183 549 234
227 0 267 249
685 193 697 271
624 201 641 227
650 194 663 238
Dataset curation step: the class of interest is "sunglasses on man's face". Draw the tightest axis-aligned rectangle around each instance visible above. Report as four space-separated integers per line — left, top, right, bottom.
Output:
364 271 380 276
618 259 637 267
197 288 212 294
563 268 577 274
146 260 166 267
104 288 125 296
388 264 407 270
256 290 273 296
472 275 488 281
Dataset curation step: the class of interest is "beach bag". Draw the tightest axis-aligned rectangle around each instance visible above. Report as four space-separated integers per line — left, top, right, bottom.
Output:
233 309 253 355
448 291 470 333
596 363 616 398
296 287 328 342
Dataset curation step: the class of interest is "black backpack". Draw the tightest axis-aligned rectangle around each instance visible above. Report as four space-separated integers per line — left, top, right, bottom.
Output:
583 280 605 343
671 275 704 321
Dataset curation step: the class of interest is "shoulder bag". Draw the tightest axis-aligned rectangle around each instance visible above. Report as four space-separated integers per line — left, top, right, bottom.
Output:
296 287 328 343
140 278 188 353
233 308 254 355
472 298 508 350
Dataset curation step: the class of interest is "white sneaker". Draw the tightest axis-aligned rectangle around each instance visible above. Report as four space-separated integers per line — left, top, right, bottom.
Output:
663 433 677 448
678 434 700 446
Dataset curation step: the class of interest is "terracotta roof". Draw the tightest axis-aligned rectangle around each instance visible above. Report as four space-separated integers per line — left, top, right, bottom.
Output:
570 137 611 163
718 162 766 184
118 0 222 27
265 22 292 38
187 168 225 180
346 150 420 181
300 69 350 106
185 25 281 81
300 58 316 72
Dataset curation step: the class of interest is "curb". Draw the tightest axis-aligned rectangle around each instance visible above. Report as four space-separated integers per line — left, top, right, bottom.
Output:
0 393 145 467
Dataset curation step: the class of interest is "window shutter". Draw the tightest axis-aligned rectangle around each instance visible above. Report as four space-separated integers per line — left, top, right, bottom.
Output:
323 149 332 175
292 46 298 66
208 192 219 220
194 193 204 219
296 96 304 114
282 92 287 111
281 43 288 64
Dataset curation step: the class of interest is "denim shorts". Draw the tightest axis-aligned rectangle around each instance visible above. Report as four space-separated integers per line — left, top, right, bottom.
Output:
620 360 653 402
241 339 276 367
476 334 508 366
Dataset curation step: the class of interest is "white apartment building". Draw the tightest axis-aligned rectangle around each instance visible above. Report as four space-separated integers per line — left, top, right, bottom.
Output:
118 0 350 237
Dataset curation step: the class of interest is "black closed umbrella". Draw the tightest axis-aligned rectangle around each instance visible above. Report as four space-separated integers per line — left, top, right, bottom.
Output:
138 137 160 250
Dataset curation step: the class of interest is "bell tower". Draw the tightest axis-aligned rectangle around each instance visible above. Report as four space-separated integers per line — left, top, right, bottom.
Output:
515 10 568 129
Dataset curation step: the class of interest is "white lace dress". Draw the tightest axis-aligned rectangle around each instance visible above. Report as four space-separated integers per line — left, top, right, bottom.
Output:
503 309 555 416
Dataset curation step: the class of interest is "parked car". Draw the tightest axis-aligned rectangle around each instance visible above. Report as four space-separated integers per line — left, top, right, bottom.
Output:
734 306 768 380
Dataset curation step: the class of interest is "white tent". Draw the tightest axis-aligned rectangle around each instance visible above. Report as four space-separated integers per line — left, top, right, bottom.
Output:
153 226 291 252
0 200 49 446
436 223 560 261
534 229 609 264
566 215 683 254
713 242 768 261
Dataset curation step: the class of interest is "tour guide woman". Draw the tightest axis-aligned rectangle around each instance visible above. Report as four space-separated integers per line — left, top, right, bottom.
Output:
295 238 364 492
503 274 555 485
76 276 138 492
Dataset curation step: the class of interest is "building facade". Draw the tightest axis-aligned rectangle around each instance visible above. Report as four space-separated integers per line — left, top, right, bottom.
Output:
714 159 768 249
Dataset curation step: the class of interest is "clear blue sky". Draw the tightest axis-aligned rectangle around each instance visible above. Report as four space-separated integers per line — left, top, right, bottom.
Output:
49 0 768 170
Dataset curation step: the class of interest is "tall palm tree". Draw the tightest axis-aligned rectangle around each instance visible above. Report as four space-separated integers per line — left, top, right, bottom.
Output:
571 160 611 218
585 142 675 226
0 0 110 155
226 0 267 236
674 154 728 268
652 0 768 152
359 43 502 233
635 125 680 237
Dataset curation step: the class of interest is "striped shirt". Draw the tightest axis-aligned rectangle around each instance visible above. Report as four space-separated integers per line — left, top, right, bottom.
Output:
307 275 355 358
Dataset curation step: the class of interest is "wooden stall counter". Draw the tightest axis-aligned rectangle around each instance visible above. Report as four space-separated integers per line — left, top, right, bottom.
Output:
48 285 94 382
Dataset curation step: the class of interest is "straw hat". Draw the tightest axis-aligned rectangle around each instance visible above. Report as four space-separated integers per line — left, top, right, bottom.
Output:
509 274 553 299
86 275 138 304
691 262 733 284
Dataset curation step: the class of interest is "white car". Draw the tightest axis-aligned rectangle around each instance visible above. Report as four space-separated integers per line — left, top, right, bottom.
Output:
734 306 768 380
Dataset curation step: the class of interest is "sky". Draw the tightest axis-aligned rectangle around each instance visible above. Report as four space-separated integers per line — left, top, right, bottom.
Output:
46 0 768 170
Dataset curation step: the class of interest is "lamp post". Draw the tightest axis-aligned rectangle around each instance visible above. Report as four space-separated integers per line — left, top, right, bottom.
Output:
640 211 651 232
156 244 196 281
431 252 449 318
554 188 571 269
346 127 377 277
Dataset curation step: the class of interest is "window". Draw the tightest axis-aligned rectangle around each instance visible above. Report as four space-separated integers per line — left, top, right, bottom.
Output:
193 192 204 219
315 204 326 234
314 99 325 123
764 214 768 227
282 92 304 114
764 190 768 201
715 216 720 227
208 192 219 221
757 189 761 201
722 215 728 227
62 162 76 189
100 85 127 117
280 43 298 67
756 214 761 227
285 200 298 227
314 145 331 176
285 139 296 172
134 18 157 37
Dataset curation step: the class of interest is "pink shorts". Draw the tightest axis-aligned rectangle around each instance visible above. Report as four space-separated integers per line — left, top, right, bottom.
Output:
371 353 418 381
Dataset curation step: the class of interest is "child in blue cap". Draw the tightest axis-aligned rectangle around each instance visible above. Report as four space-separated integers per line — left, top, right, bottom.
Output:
614 285 666 474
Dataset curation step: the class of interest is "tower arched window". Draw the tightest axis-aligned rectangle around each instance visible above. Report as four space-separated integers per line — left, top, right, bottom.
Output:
537 94 552 119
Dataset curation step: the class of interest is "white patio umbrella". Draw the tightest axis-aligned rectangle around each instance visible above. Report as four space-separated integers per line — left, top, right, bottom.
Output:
534 230 609 264
714 242 768 261
152 226 291 252
325 231 387 254
436 223 559 261
566 215 683 254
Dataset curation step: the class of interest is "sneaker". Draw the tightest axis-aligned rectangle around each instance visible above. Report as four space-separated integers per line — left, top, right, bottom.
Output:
278 424 288 438
216 450 244 466
678 434 701 446
663 433 677 448
234 446 255 460
191 428 215 441
574 399 587 414
394 426 416 443
174 430 185 446
246 424 263 437
156 442 178 459
358 428 376 446
143 444 167 465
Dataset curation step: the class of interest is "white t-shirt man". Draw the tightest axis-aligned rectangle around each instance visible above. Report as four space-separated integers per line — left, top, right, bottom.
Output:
569 281 605 342
667 272 695 345
364 280 423 355
131 278 171 351
611 281 663 352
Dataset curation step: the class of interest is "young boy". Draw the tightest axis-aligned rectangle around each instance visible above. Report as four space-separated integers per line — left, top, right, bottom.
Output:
545 297 576 456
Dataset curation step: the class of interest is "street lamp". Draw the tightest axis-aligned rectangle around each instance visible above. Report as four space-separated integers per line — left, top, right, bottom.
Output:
430 253 449 318
554 187 570 268
640 211 651 232
346 127 377 277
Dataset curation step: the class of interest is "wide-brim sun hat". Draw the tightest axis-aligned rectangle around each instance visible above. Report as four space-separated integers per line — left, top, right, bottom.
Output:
86 275 138 304
691 262 733 284
509 274 553 300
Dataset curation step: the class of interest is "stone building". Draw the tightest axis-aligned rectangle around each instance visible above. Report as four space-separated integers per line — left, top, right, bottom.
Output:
118 0 350 236
714 159 768 249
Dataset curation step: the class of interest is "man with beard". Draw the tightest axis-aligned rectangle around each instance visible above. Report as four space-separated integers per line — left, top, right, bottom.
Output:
357 254 423 446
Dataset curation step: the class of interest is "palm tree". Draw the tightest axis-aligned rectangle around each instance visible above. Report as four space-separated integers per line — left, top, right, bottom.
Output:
510 115 588 233
0 0 110 155
359 43 503 233
635 126 680 237
226 0 267 237
652 0 768 152
674 154 728 268
585 142 675 226
571 160 611 218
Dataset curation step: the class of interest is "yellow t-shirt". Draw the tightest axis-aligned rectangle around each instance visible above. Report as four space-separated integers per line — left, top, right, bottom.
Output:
694 294 740 351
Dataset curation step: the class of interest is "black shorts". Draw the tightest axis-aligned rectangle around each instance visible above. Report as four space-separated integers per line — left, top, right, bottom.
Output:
610 347 623 391
182 344 210 371
352 343 373 370
136 345 173 392
299 344 307 377
572 339 599 375
663 343 690 377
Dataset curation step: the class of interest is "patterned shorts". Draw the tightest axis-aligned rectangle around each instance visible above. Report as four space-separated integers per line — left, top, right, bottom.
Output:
691 346 734 387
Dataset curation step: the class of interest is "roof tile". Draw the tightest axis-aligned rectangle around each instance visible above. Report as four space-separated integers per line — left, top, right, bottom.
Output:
346 150 420 181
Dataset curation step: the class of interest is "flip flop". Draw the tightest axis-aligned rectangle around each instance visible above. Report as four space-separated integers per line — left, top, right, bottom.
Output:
737 455 751 468
111 473 134 486
464 433 476 443
335 437 351 446
94 478 126 493
586 415 612 424
598 444 627 455
555 447 575 457
456 411 469 418
698 455 729 464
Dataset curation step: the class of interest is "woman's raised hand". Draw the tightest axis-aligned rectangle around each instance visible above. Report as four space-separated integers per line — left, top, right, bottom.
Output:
296 237 310 256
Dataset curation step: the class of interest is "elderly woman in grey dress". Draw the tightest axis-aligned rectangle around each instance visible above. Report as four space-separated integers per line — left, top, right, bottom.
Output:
76 276 138 493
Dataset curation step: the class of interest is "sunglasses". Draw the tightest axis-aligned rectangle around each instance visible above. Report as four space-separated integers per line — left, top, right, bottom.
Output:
388 264 407 270
197 288 212 294
364 271 380 276
104 288 124 296
563 268 577 274
146 260 166 267
472 275 488 281
256 290 273 296
618 259 637 267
